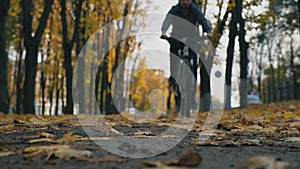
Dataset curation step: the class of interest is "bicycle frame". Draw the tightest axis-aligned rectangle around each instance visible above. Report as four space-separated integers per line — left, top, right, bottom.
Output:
164 37 196 117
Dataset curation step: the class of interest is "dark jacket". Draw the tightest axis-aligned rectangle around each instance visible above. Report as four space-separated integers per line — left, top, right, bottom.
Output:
161 3 211 38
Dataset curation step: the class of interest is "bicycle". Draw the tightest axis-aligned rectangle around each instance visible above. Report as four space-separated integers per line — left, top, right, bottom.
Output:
161 36 199 117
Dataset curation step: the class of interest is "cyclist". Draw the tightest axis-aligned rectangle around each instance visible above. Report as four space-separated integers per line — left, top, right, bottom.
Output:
160 0 212 113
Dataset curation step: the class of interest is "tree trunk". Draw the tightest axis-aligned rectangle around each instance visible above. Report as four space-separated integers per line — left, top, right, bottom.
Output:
199 66 211 111
290 36 297 100
89 62 94 114
23 45 39 114
76 55 85 114
61 74 65 113
60 0 83 114
277 41 282 101
111 3 130 114
22 0 53 114
40 54 46 115
267 78 271 103
64 48 74 114
266 39 276 102
95 66 101 114
298 0 300 21
49 75 54 115
102 59 108 114
0 0 10 113
16 4 24 114
77 2 88 114
225 9 237 110
236 0 248 108
257 44 263 96
54 72 60 116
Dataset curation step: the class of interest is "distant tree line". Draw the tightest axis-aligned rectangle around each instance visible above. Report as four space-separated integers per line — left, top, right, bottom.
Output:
0 0 299 115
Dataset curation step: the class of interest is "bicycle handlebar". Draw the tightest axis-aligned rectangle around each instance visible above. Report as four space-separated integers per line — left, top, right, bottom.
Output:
160 35 208 43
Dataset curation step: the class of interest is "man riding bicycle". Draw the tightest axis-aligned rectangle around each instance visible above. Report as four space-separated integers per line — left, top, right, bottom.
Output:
160 0 212 113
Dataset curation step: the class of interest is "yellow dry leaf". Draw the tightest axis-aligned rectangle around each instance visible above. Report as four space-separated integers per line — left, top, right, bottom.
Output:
23 145 68 158
236 156 296 169
120 111 135 120
0 151 14 157
0 124 14 132
246 125 264 130
28 138 53 144
37 132 56 138
30 116 53 125
24 145 68 153
54 148 92 160
282 111 294 120
55 132 82 143
23 145 92 161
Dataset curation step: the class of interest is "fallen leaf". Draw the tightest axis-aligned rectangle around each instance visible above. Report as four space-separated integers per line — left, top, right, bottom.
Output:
247 125 264 130
28 138 53 144
219 139 240 147
23 145 93 161
55 132 82 143
13 119 26 124
30 116 53 126
240 139 262 146
0 125 14 133
191 139 219 146
236 156 297 169
241 117 255 125
142 151 201 169
142 160 194 169
177 151 202 167
283 137 300 142
78 155 127 163
54 148 92 160
37 132 56 138
0 151 14 157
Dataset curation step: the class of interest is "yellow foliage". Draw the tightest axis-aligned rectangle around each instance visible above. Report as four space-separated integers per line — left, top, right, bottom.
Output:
129 58 169 112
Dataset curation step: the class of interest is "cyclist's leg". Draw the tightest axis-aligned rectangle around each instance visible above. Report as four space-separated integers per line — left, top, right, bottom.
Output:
200 65 211 112
180 57 190 117
189 49 198 109
169 40 182 113
170 40 181 81
166 82 171 114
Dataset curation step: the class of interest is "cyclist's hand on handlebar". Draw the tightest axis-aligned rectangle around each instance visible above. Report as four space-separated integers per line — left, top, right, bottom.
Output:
206 32 213 41
160 34 168 39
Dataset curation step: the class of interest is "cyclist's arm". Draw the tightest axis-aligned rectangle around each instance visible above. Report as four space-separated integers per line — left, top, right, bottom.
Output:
161 7 175 36
194 6 212 33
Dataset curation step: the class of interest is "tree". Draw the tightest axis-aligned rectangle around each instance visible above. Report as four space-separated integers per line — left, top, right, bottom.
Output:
224 0 249 109
248 0 299 103
60 0 84 114
225 0 237 110
236 0 249 108
22 0 53 114
0 0 10 113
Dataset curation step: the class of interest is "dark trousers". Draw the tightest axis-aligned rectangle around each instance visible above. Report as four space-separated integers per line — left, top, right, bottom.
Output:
167 38 198 112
